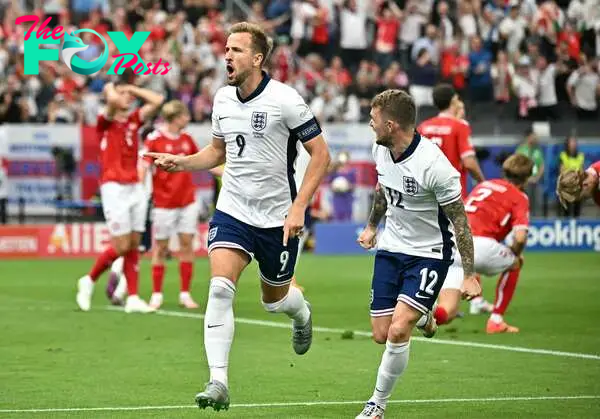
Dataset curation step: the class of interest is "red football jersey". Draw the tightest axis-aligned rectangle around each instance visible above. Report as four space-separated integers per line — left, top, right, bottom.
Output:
417 113 475 198
586 161 600 207
144 129 199 208
465 179 530 242
97 108 142 184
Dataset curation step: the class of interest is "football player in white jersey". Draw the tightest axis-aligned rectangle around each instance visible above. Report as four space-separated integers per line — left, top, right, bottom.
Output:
146 22 331 412
355 90 481 419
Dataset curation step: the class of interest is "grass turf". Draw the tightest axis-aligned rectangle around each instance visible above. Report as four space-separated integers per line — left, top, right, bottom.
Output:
0 252 599 418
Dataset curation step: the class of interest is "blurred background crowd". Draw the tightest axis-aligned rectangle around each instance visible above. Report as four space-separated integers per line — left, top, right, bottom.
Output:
0 0 599 126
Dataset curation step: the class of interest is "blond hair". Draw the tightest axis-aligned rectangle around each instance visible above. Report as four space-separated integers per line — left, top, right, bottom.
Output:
161 100 188 122
371 89 416 131
502 154 534 185
229 22 273 67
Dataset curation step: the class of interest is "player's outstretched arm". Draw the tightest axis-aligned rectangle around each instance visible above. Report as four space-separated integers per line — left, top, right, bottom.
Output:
126 85 165 122
441 199 480 299
357 184 386 250
146 137 226 172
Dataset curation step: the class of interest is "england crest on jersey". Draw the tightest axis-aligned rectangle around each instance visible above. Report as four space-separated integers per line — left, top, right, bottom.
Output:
403 176 418 195
251 111 267 131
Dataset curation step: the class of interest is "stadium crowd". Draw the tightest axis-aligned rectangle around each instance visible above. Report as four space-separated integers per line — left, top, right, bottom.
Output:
0 0 599 125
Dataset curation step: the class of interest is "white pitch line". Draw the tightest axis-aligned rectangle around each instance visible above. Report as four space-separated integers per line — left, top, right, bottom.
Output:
105 306 600 361
1 395 598 414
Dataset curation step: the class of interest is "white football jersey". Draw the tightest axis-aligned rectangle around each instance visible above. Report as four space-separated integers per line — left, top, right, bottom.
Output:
211 73 321 228
374 132 462 260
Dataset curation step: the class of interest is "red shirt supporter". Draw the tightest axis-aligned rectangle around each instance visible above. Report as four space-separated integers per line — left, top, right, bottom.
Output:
144 130 198 208
375 18 400 52
417 113 475 197
466 179 530 242
97 108 142 184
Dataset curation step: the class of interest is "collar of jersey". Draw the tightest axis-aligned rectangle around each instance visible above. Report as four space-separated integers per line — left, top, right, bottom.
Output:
389 131 421 164
236 71 271 103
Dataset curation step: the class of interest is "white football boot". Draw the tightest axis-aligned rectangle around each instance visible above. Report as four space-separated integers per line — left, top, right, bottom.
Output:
356 401 385 419
179 292 200 309
124 295 156 313
76 275 94 311
149 293 164 310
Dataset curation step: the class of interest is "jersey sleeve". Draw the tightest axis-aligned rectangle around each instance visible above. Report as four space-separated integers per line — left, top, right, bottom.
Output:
427 155 462 206
142 131 159 166
510 193 530 231
587 161 600 177
282 89 322 143
211 90 225 140
457 121 475 159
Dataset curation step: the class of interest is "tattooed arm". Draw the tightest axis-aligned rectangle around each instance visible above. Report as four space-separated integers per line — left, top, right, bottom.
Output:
368 184 388 228
357 184 387 249
441 199 480 299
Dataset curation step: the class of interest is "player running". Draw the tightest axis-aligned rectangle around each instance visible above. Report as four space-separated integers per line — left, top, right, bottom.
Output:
142 100 218 310
556 160 600 209
76 82 163 313
146 22 330 411
356 90 480 419
437 154 534 334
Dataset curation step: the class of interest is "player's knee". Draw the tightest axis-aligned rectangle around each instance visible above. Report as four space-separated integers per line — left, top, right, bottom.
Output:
387 319 412 342
372 328 388 344
208 277 236 301
511 256 523 270
113 239 131 256
154 244 168 262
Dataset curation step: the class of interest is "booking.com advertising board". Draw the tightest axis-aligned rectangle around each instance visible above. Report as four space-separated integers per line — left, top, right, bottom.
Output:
314 219 600 254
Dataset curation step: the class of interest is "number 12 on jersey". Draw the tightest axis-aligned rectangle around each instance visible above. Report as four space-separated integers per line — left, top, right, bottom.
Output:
384 186 404 208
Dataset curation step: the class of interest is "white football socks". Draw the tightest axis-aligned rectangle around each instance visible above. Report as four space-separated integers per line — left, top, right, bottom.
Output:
262 285 310 327
371 340 410 408
204 276 236 387
111 257 124 275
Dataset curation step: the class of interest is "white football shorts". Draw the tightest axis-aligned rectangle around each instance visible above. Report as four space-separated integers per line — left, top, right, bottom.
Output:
442 236 517 290
152 202 199 240
100 182 148 237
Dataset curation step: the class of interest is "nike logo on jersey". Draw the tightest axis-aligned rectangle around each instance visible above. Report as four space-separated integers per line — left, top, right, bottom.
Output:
415 292 431 299
207 324 224 328
218 116 228 120
277 272 288 279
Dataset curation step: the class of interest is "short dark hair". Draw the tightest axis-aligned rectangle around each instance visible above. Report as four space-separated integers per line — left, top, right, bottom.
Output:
229 22 273 67
371 89 416 131
432 83 456 111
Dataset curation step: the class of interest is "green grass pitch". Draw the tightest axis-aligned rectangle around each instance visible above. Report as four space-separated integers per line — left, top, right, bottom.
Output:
1 253 599 418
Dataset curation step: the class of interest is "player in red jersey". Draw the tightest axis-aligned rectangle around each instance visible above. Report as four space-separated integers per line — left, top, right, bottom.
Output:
417 84 485 199
434 154 534 333
141 100 212 310
76 82 164 314
556 161 600 209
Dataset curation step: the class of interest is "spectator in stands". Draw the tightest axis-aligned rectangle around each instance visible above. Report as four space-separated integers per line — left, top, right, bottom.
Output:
499 1 528 59
399 1 427 68
532 55 558 120
309 85 345 123
412 23 440 65
468 35 494 102
558 135 585 217
491 50 514 103
567 57 600 120
336 0 369 73
374 0 402 71
516 128 545 215
0 75 28 123
409 48 437 107
512 56 538 118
